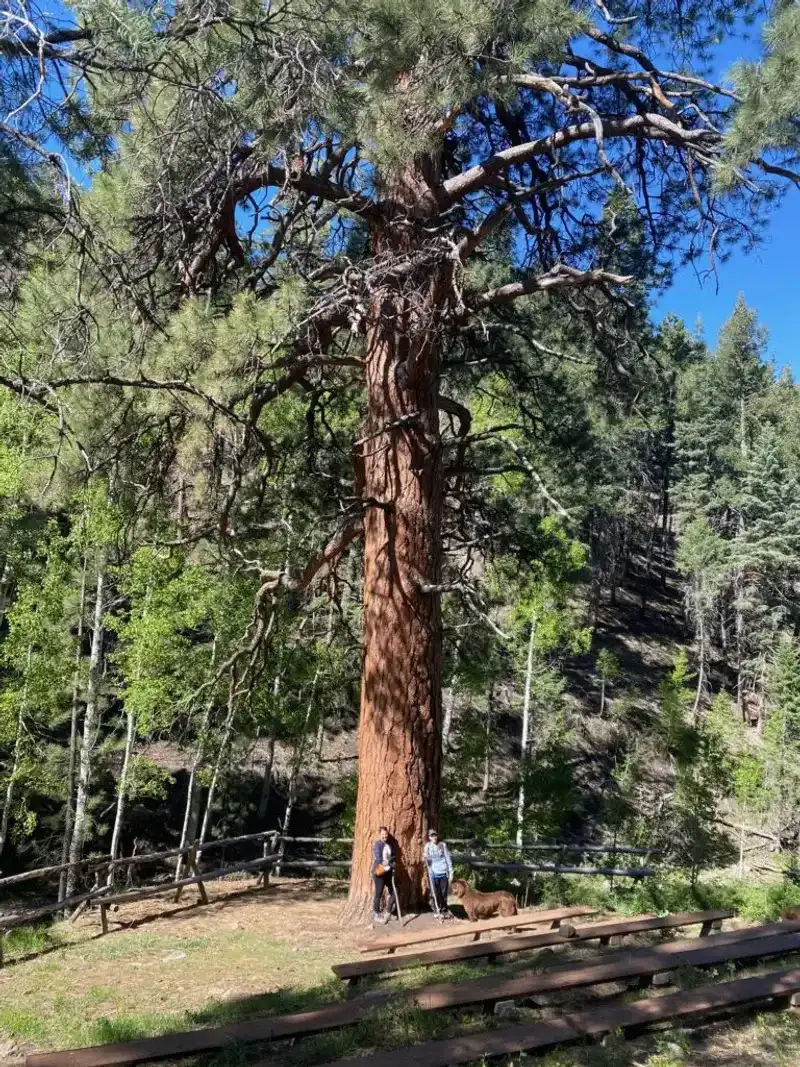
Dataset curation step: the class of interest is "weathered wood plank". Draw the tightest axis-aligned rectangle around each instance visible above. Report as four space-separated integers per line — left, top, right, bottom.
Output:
357 905 597 954
0 885 112 932
0 831 279 891
334 909 735 982
23 998 388 1067
314 968 800 1067
413 926 800 1010
454 857 655 878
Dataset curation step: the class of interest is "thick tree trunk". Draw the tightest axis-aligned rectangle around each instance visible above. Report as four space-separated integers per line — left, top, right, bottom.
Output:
345 180 446 921
516 613 537 848
66 566 106 899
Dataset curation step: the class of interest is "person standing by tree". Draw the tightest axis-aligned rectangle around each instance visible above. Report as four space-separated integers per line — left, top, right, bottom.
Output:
372 826 397 924
424 828 453 916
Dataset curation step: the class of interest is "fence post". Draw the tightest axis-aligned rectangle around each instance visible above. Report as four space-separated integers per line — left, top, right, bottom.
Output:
189 842 209 904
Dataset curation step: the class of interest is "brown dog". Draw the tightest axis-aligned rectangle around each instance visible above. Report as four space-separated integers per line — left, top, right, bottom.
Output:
451 878 517 921
782 906 800 921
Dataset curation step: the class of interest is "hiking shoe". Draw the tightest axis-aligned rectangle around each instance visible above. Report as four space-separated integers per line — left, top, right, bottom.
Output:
372 912 387 924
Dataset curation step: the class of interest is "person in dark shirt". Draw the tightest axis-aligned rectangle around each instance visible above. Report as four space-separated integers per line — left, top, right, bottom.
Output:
371 825 397 923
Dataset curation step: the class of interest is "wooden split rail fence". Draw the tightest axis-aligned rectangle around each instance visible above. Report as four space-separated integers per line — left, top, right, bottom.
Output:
0 833 659 961
0 830 283 962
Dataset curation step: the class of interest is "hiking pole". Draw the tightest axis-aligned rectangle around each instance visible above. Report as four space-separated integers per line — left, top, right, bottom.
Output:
426 864 445 923
391 873 406 927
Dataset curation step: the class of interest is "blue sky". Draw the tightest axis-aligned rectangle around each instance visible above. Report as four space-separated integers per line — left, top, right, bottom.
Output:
654 17 800 375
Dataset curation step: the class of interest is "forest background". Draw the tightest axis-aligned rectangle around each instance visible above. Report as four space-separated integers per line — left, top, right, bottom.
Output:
1 0 800 919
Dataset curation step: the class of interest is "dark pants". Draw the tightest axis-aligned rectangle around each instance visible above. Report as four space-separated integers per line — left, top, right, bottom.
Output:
373 871 396 915
431 874 449 912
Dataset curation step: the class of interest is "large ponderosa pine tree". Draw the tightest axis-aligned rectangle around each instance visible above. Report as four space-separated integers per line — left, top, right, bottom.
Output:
1 0 798 915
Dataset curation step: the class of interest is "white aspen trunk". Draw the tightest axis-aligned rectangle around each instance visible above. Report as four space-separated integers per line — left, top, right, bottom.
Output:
0 712 23 859
60 556 88 903
0 647 31 860
174 705 211 881
276 664 321 874
515 612 537 849
442 680 457 757
738 823 746 879
257 733 276 822
196 676 238 865
692 609 705 723
442 640 461 758
66 565 106 899
175 640 216 882
106 706 136 885
599 677 606 717
482 685 493 798
0 559 11 622
107 585 154 885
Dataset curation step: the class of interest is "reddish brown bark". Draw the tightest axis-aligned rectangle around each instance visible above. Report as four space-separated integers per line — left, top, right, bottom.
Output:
344 164 446 921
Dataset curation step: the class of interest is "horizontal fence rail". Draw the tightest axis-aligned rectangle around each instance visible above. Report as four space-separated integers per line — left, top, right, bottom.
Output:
0 831 659 958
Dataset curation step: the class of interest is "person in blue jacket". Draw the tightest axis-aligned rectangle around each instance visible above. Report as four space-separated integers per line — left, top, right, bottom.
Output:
424 828 453 915
372 825 397 923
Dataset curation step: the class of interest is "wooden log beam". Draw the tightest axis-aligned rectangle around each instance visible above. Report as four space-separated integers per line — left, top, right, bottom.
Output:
99 857 275 913
313 968 800 1067
0 885 113 932
452 856 655 877
0 830 280 890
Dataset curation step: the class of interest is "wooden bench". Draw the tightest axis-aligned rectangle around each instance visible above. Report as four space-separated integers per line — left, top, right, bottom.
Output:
412 923 800 1011
333 909 734 989
23 923 800 1067
314 967 800 1067
356 904 598 954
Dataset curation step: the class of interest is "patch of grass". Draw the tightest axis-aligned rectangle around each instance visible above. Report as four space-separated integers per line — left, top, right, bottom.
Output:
205 1041 251 1067
0 1007 50 1044
528 868 800 923
88 1014 188 1045
85 985 119 1004
3 922 63 958
190 976 345 1027
281 998 452 1067
672 963 712 990
755 1009 800 1054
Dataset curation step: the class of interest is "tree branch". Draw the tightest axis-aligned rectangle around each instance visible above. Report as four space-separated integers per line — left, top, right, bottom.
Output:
431 114 716 208
471 264 632 309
